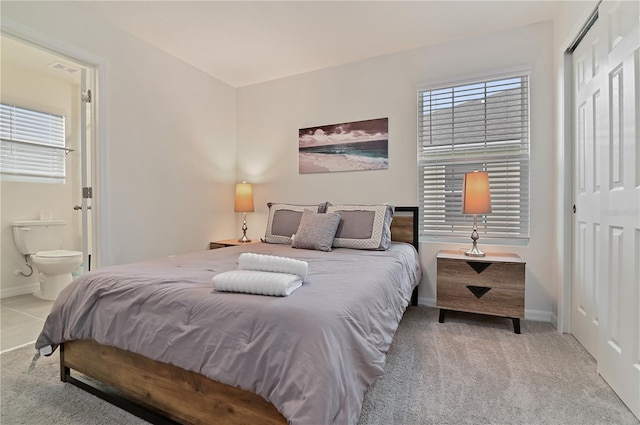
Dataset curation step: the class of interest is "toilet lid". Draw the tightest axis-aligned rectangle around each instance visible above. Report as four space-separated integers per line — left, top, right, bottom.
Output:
35 250 83 258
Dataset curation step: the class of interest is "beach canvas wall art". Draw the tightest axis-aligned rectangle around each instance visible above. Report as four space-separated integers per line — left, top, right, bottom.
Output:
299 118 389 174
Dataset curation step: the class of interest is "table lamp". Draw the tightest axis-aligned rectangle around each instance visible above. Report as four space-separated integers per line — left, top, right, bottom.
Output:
462 170 492 257
234 181 254 243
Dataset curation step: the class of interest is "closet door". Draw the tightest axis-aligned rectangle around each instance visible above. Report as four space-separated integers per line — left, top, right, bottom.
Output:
572 0 639 419
596 0 639 418
571 13 603 358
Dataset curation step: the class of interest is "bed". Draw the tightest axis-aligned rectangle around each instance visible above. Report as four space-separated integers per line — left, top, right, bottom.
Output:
36 206 421 425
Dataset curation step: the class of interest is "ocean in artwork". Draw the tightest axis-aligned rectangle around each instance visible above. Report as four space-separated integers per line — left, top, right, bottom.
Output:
299 139 388 173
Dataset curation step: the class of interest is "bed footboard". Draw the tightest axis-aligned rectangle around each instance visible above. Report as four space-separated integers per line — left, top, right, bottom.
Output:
60 340 286 425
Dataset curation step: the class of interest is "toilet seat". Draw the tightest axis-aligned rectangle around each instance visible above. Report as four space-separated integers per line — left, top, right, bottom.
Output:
34 249 82 258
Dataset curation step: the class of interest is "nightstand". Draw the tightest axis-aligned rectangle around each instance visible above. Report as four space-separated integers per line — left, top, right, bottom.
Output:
436 250 525 334
209 239 261 249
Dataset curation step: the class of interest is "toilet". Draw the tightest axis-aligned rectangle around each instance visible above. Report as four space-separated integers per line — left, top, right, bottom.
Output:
12 220 83 301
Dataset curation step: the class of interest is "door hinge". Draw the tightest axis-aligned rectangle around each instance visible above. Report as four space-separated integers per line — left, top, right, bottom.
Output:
81 89 92 103
83 187 93 199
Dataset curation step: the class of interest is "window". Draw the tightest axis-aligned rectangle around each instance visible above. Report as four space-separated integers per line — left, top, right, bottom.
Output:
418 74 530 242
0 103 66 183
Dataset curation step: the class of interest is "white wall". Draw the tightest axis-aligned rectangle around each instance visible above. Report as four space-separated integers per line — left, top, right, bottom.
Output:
1 0 602 325
0 62 81 297
1 2 238 274
237 21 556 320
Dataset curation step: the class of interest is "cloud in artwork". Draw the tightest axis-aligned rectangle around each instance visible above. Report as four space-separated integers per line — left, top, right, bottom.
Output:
299 118 388 148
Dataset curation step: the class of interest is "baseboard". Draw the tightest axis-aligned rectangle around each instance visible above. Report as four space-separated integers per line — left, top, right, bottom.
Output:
549 312 559 330
0 283 39 299
417 296 436 307
416 297 554 324
524 308 554 323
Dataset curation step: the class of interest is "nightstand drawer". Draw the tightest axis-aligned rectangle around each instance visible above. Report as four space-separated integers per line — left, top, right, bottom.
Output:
437 258 524 291
437 282 524 318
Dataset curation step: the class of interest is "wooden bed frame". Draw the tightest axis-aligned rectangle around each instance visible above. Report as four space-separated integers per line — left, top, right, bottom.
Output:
59 206 420 425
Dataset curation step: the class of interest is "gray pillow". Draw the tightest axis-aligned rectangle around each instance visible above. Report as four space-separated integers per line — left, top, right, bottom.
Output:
264 202 329 244
291 210 341 252
266 201 329 213
326 204 394 250
334 210 375 239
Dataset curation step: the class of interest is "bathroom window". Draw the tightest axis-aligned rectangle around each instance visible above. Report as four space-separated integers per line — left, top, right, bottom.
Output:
0 103 66 183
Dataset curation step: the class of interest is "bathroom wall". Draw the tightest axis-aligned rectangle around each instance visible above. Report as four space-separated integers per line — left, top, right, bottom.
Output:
3 2 239 270
0 61 81 298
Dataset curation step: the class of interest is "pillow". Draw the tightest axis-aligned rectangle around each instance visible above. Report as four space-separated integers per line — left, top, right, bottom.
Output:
264 202 329 244
267 202 329 213
326 204 394 250
291 210 341 252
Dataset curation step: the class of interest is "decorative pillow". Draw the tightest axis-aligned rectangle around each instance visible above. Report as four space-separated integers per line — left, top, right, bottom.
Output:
291 210 341 252
326 204 394 250
267 202 329 213
264 202 329 244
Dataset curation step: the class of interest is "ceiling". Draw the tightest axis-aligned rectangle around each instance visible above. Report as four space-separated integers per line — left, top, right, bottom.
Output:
1 35 84 85
73 0 561 88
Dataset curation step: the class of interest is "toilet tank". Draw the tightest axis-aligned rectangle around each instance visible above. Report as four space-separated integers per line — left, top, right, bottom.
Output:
12 220 66 255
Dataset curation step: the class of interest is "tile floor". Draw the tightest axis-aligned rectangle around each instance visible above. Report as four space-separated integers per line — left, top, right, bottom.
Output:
0 294 53 353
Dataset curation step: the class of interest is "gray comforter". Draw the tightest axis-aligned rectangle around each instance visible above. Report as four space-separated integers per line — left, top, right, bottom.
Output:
36 242 421 425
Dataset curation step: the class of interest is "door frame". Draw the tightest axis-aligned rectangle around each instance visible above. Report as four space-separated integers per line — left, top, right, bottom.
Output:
1 18 106 270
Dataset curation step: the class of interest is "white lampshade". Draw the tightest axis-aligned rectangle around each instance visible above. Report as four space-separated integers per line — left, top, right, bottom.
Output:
462 171 491 215
234 182 254 213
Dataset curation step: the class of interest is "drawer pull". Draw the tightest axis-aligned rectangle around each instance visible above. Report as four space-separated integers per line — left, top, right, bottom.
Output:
467 262 491 274
466 285 491 298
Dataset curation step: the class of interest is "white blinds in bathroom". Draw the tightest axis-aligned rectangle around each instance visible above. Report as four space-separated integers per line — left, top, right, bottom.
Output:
0 103 66 183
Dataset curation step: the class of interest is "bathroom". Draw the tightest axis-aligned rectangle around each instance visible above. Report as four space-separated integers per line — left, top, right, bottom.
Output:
1 35 88 309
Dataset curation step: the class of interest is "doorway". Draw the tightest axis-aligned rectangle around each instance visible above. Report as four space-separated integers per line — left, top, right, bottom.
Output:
0 31 98 298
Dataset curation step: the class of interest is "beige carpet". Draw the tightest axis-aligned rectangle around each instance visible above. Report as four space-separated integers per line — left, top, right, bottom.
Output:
1 306 637 424
358 307 638 425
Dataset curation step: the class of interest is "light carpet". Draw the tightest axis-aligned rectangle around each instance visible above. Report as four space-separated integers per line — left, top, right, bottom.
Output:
1 307 637 425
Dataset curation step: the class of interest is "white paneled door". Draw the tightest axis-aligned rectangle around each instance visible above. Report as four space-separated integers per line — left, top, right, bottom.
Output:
572 0 639 419
572 13 603 358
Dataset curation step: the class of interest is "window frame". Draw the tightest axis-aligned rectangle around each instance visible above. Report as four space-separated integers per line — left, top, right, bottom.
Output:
417 70 531 245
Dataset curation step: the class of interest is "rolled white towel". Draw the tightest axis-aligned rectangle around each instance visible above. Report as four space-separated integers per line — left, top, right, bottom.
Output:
238 252 308 280
213 270 303 296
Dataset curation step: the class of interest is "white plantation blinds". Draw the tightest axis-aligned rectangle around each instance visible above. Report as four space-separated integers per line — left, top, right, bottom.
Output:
418 75 530 241
0 104 66 183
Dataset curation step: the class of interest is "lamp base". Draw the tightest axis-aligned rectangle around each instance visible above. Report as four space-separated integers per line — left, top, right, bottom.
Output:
465 244 485 257
465 222 485 257
238 213 251 243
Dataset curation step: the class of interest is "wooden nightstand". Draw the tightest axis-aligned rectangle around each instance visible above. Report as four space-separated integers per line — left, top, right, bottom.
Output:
436 250 525 334
209 239 261 249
